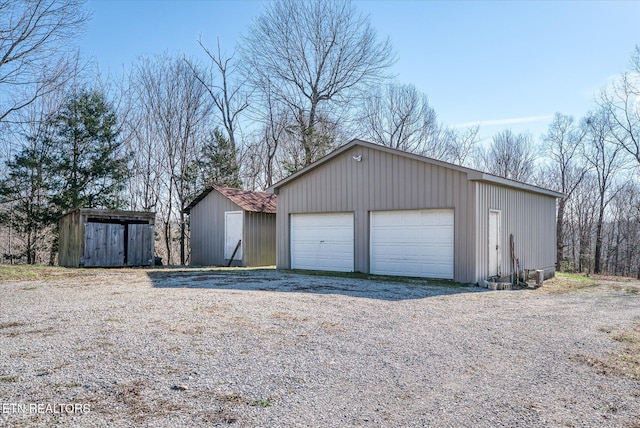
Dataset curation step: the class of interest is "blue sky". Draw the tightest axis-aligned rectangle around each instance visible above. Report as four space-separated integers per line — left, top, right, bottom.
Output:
80 0 640 143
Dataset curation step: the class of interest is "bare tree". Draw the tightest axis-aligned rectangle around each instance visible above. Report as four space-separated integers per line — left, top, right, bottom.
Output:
242 0 395 168
358 82 438 153
127 54 213 265
437 125 480 167
482 129 537 182
606 183 640 277
0 0 89 123
186 37 249 152
542 113 589 270
582 109 627 274
599 45 640 165
565 172 599 273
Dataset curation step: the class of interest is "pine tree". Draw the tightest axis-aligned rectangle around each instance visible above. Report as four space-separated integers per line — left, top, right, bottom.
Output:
49 90 130 213
0 134 57 264
197 128 241 189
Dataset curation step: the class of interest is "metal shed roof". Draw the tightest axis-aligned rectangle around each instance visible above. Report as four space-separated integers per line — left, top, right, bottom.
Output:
184 186 277 214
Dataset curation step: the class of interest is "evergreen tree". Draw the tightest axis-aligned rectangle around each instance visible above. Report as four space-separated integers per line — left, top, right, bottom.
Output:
49 90 130 213
197 128 241 189
0 134 57 264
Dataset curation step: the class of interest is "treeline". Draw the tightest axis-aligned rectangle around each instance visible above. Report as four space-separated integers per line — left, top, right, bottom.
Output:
0 0 638 278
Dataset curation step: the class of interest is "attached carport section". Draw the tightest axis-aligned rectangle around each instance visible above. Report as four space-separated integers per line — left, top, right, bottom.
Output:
290 212 354 272
370 209 454 279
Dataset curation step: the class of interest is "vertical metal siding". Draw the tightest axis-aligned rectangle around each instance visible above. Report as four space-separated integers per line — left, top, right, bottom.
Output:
244 211 277 266
276 146 477 283
474 182 557 282
190 191 277 267
189 191 244 266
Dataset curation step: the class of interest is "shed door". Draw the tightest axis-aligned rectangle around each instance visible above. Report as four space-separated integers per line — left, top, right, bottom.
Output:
83 223 125 267
370 209 454 279
225 211 243 260
127 224 154 266
489 210 501 277
290 213 354 272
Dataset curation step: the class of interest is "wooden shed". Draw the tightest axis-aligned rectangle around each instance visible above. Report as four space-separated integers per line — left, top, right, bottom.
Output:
184 186 276 267
58 209 155 267
268 139 564 284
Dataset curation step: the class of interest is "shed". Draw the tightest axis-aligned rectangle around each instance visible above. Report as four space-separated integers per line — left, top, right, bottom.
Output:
268 139 564 284
58 209 155 267
184 186 277 267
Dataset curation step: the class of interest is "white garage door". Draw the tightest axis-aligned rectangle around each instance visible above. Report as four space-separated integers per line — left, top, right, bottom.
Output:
290 213 354 272
370 209 454 279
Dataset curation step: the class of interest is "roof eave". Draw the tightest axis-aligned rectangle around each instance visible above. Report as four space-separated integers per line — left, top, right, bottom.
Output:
267 138 565 200
467 171 565 199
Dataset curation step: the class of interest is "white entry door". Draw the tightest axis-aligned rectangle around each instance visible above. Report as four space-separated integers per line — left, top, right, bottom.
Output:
488 210 501 277
290 213 354 272
225 211 243 260
370 209 454 279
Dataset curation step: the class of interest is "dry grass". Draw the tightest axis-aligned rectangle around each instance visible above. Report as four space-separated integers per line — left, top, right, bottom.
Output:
575 322 640 381
0 264 93 282
609 322 640 381
538 272 597 294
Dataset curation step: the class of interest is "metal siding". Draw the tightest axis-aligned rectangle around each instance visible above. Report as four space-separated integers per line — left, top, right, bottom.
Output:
276 146 477 282
189 190 244 266
244 211 276 266
474 182 557 282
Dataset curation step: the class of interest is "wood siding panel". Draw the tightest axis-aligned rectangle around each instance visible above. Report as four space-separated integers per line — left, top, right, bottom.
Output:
83 223 125 267
127 224 154 266
58 209 154 267
276 146 477 283
58 210 82 267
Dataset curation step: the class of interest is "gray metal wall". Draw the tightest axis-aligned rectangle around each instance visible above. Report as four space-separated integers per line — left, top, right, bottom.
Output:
244 211 277 266
189 190 277 267
190 190 244 266
275 144 559 283
275 145 478 282
474 182 557 281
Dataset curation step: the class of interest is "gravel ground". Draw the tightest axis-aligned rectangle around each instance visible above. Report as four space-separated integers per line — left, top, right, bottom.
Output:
1 268 639 427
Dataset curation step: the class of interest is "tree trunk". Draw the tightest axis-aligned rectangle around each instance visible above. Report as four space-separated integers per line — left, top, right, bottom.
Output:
556 200 566 271
594 207 605 274
179 211 186 265
163 220 171 266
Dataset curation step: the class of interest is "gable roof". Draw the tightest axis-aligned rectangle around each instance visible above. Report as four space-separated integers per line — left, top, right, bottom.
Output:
184 186 277 214
268 139 565 199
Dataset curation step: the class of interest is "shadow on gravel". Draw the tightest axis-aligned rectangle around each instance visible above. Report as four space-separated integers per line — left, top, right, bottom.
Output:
146 267 487 301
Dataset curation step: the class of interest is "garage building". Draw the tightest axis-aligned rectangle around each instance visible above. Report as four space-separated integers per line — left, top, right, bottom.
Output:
268 139 563 284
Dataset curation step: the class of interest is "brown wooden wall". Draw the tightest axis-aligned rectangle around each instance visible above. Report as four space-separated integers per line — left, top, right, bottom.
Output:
58 209 155 268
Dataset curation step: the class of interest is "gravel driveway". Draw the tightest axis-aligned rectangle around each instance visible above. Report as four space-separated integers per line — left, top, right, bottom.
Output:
1 268 639 427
